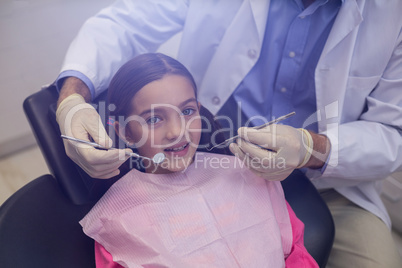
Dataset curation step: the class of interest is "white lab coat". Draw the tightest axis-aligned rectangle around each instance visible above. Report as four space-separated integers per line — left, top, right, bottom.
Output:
61 0 402 228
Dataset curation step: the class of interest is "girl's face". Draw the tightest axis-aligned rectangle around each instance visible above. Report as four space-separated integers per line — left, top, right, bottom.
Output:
122 74 202 174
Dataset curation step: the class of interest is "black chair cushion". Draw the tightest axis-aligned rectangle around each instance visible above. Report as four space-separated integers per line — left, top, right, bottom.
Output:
23 86 118 205
0 175 96 268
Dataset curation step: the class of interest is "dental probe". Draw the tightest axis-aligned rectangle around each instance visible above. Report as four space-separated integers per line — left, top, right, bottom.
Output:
207 111 296 151
60 135 165 164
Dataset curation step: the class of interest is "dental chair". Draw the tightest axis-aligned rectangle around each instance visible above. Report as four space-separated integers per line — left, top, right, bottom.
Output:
0 85 335 268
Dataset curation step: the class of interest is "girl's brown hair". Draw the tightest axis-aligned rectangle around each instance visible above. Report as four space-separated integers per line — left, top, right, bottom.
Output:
107 52 228 156
108 53 197 118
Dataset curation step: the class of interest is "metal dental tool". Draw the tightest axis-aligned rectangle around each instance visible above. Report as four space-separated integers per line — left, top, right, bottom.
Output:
61 135 166 164
207 111 296 151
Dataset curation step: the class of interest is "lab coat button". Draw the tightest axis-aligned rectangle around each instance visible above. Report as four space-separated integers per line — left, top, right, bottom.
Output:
289 51 296 58
212 96 221 105
248 49 257 59
280 87 287 93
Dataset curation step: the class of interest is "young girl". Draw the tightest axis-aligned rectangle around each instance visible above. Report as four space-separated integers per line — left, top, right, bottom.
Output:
80 53 318 268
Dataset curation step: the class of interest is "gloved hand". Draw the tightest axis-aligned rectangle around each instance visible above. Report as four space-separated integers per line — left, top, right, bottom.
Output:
56 93 131 179
229 124 313 181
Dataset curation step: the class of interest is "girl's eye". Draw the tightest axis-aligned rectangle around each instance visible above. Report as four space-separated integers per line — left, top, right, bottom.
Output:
182 108 195 116
146 116 161 125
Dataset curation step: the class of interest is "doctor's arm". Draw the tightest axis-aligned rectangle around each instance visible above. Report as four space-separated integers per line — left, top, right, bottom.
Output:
231 33 402 185
318 35 402 187
55 0 188 178
59 0 187 98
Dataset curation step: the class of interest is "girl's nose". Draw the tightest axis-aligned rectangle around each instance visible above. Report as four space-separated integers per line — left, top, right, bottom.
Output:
165 116 184 141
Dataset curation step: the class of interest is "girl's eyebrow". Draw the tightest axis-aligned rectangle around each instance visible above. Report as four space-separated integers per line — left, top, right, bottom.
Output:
139 97 198 117
178 97 198 108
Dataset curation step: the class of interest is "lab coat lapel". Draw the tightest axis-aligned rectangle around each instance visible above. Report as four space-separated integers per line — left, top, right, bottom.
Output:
315 0 363 132
320 0 363 58
249 0 270 42
198 0 270 115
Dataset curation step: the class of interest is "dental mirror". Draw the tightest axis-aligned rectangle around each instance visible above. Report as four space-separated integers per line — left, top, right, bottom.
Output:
151 152 165 164
61 135 166 164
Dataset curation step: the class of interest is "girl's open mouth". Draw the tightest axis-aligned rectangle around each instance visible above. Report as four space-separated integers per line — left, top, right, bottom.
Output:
164 142 190 157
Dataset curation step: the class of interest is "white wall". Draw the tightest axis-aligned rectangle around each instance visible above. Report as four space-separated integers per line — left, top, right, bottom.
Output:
0 0 181 157
0 0 114 156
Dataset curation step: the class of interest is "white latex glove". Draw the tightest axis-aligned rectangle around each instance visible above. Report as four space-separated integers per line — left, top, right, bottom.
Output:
56 94 131 179
229 124 313 181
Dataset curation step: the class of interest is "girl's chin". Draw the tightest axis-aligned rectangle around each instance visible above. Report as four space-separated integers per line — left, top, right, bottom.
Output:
149 165 188 174
166 166 188 173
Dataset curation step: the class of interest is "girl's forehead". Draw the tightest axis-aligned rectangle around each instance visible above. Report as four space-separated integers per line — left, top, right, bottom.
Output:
131 75 197 111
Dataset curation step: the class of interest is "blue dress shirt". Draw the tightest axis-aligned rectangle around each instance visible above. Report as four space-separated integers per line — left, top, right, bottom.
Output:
232 0 342 131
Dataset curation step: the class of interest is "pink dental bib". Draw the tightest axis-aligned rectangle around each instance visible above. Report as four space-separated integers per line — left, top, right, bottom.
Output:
80 152 292 268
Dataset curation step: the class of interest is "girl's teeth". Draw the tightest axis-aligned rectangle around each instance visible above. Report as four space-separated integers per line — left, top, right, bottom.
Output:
166 144 187 152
